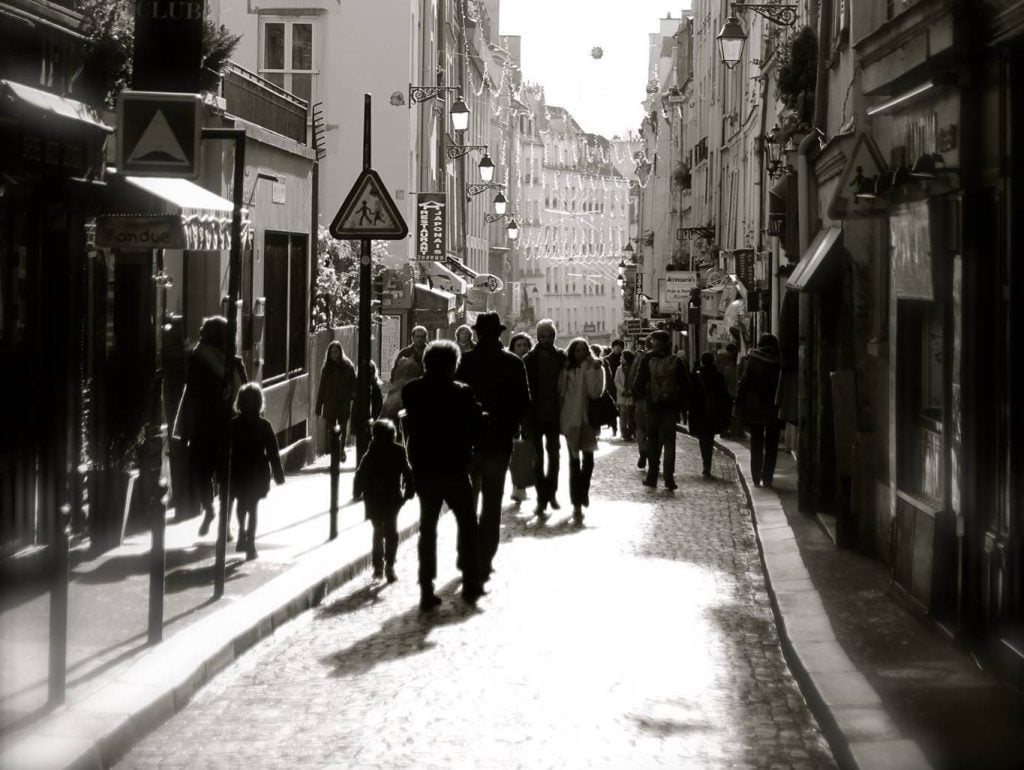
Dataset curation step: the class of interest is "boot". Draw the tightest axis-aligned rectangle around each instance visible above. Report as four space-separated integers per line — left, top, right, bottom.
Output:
637 453 646 469
385 565 398 583
642 471 658 488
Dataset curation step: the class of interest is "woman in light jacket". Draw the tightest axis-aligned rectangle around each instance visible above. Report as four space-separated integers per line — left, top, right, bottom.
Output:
558 338 605 524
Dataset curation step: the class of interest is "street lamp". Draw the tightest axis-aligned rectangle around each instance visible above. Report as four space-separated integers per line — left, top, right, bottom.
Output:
506 218 519 241
717 16 747 69
717 4 798 68
492 192 507 216
408 84 471 134
449 96 470 133
477 153 495 182
623 242 635 262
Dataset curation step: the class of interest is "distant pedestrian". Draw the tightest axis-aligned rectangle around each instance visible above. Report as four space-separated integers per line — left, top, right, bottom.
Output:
631 336 654 471
689 352 732 477
507 332 535 503
523 319 568 518
632 330 691 490
353 418 415 582
737 333 783 487
592 345 618 436
719 342 742 438
229 383 285 560
614 349 636 441
402 340 487 609
455 312 530 583
367 359 384 420
172 315 247 538
315 341 357 462
390 325 428 380
454 324 476 355
606 339 624 378
559 338 605 523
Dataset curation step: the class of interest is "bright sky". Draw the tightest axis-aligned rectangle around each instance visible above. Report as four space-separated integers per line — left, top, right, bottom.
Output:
500 1 693 139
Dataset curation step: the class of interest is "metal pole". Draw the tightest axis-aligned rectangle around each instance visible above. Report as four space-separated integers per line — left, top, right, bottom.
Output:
48 503 71 705
147 247 168 643
201 128 246 599
355 94 373 461
329 423 340 540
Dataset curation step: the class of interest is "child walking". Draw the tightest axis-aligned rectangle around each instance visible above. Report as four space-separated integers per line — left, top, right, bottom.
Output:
353 418 415 582
230 383 285 560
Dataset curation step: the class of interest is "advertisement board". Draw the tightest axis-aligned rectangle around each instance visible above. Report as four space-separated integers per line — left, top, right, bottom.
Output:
416 193 446 261
658 270 698 309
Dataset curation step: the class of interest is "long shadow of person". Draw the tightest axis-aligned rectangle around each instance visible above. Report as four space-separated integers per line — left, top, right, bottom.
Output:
319 578 477 679
316 582 387 618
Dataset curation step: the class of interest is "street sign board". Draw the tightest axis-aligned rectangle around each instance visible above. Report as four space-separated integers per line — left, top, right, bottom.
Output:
330 168 409 240
131 0 204 93
658 270 698 308
625 318 643 335
117 91 202 178
415 192 447 260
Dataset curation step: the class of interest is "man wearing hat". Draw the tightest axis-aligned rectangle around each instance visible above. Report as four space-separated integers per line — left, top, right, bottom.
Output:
455 312 531 583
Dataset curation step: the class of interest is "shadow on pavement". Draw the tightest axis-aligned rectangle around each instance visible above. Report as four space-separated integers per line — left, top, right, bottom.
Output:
316 583 387 618
319 578 477 679
500 506 588 541
72 544 218 585
165 558 246 594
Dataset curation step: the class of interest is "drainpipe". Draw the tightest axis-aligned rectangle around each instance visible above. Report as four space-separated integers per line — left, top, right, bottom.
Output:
796 1 832 514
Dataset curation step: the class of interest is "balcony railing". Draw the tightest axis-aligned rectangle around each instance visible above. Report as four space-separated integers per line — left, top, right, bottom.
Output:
221 61 308 145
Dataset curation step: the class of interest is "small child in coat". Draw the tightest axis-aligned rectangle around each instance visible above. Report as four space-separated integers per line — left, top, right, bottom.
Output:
353 418 415 582
230 383 285 560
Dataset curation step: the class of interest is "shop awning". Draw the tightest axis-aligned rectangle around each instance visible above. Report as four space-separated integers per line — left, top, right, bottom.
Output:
423 261 469 295
787 226 843 292
97 174 249 251
1 79 112 133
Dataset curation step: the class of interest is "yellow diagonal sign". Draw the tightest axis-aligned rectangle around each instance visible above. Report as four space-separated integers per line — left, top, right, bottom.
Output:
330 168 408 240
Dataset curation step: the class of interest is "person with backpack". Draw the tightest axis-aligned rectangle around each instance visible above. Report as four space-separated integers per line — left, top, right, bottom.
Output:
689 352 732 478
632 330 691 490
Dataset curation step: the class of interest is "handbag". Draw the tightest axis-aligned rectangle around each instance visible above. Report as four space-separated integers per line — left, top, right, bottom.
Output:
588 389 619 430
510 437 536 487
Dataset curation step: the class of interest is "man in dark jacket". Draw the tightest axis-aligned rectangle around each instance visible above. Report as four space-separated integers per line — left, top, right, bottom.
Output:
454 312 530 582
402 340 486 609
689 351 732 478
736 333 782 487
632 330 690 490
606 339 624 378
390 325 428 380
522 319 568 517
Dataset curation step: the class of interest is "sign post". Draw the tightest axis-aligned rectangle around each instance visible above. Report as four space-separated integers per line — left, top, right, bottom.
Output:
329 95 408 534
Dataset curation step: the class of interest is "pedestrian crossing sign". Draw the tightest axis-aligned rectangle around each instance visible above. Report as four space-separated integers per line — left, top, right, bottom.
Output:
330 168 408 240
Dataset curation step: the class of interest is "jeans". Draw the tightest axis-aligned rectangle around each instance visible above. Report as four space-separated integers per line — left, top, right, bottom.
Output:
568 451 595 507
371 516 399 571
471 448 512 576
748 422 782 484
416 473 479 588
646 407 679 479
529 420 561 509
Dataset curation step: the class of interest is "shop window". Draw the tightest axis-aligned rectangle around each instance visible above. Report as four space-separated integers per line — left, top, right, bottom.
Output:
260 19 317 104
263 232 308 380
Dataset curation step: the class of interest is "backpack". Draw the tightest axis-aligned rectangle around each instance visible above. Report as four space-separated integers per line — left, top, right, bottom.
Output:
647 355 678 408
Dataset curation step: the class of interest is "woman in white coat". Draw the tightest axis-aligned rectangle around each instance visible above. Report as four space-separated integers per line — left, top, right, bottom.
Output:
558 338 606 523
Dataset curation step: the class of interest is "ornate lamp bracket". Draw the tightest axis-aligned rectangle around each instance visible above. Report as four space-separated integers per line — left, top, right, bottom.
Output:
678 226 717 242
467 182 505 198
447 144 488 160
408 84 460 105
731 3 798 26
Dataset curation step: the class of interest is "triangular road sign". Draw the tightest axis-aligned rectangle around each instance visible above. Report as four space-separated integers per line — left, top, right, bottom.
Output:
330 168 408 240
127 109 188 164
828 131 889 220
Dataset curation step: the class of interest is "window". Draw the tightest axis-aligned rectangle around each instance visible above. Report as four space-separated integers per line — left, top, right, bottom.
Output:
263 232 308 379
260 20 316 104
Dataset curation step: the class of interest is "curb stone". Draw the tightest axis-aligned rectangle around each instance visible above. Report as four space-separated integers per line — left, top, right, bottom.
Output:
703 432 933 770
0 509 421 770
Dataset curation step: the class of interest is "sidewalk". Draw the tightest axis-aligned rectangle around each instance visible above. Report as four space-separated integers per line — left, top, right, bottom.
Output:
713 434 1024 770
0 453 420 769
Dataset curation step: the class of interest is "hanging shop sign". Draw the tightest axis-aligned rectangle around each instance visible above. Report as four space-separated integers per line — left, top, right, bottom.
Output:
891 201 934 300
658 270 698 309
416 192 447 260
131 0 205 93
117 91 202 178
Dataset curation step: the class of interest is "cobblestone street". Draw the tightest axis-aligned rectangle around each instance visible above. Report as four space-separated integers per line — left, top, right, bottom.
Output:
117 438 835 770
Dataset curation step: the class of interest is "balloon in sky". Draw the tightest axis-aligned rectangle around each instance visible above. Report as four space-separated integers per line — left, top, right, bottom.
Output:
591 46 604 59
